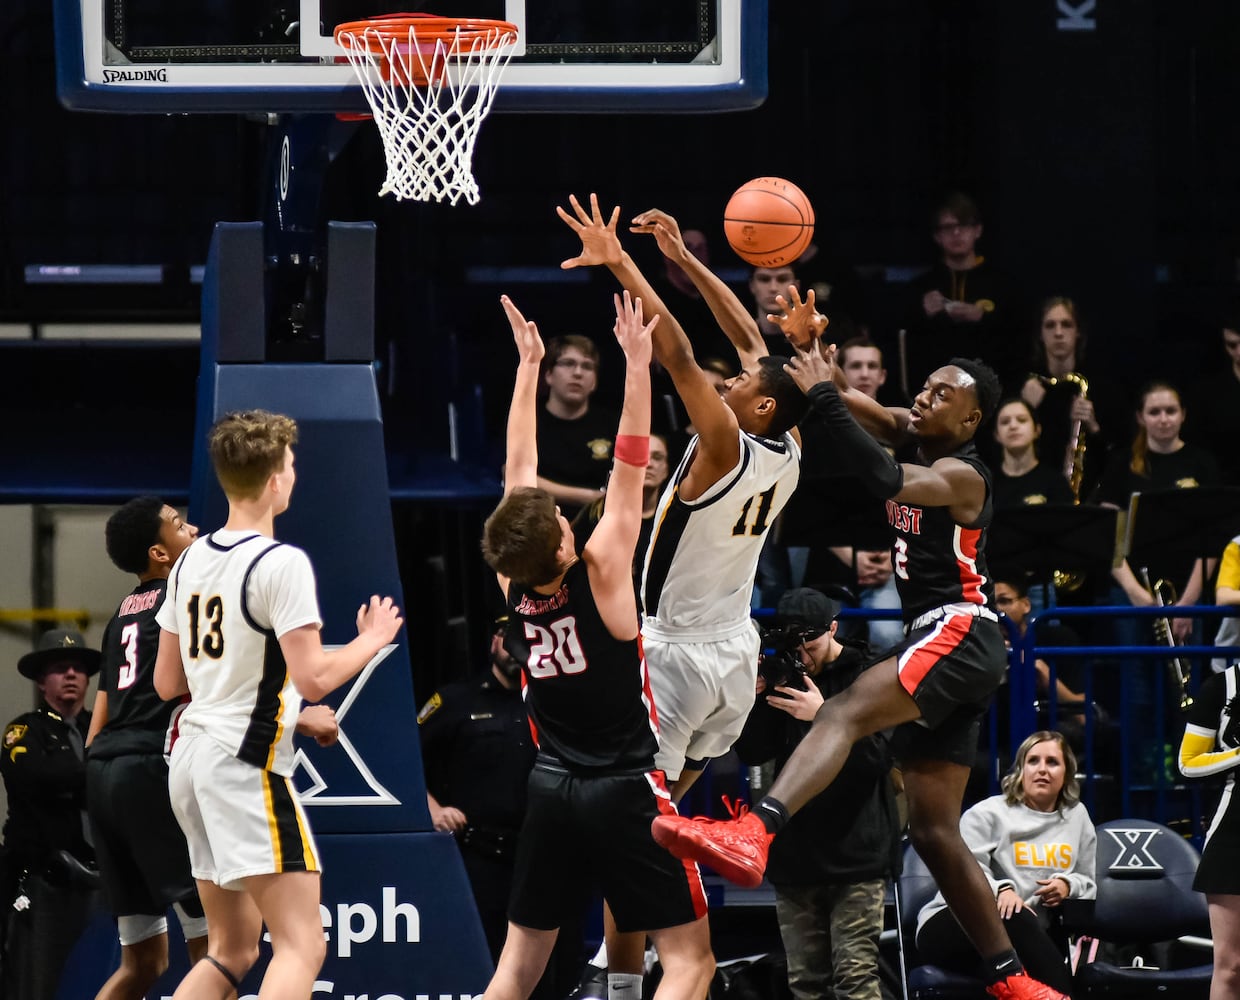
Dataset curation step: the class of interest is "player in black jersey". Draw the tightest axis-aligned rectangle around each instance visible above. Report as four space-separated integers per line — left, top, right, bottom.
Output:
654 330 1069 1000
86 496 208 1000
479 291 714 1000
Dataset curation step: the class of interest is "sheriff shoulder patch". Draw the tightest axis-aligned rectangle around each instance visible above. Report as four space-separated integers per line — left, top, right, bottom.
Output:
4 724 27 749
416 693 443 725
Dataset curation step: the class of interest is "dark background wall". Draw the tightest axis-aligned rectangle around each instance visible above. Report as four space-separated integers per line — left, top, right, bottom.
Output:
6 3 1240 370
4 0 1240 684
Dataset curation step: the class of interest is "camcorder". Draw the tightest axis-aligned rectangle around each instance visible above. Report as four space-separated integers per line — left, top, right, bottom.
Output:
757 622 825 693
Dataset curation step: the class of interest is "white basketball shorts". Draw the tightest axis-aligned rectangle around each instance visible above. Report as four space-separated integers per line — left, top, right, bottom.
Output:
643 623 761 780
169 732 320 890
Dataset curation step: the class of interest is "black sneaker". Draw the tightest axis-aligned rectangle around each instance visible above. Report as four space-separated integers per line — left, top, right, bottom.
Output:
565 965 608 1000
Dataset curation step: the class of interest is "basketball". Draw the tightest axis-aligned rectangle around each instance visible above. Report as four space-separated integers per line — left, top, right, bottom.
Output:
723 177 815 268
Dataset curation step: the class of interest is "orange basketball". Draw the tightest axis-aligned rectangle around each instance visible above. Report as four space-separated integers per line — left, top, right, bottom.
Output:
723 177 815 268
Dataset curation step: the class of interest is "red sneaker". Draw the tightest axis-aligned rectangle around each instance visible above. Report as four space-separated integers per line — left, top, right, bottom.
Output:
985 973 1068 1000
650 798 773 889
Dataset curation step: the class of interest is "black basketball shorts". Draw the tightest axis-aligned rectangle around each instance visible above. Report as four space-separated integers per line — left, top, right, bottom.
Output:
86 753 198 917
508 762 708 933
890 609 1008 767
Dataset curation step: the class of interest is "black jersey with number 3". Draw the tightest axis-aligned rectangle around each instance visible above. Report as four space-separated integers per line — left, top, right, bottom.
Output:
508 560 658 772
888 442 997 622
90 578 180 760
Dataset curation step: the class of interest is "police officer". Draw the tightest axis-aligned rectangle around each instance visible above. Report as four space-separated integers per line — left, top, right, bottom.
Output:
2 628 102 1000
418 616 534 956
733 589 902 1000
417 616 580 1000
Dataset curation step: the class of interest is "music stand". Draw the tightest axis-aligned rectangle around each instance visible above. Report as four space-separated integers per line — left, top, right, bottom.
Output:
989 504 1121 580
1125 487 1240 572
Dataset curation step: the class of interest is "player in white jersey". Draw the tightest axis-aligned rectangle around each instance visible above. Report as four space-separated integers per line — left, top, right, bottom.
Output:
560 195 813 995
153 409 402 1000
561 195 811 796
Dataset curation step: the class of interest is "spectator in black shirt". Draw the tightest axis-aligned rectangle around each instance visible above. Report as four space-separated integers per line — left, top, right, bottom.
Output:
991 399 1074 511
1095 380 1220 636
532 335 617 519
906 192 1020 392
1019 297 1121 500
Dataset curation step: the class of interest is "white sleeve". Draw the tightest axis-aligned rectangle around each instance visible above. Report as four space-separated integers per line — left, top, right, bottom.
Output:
248 545 323 638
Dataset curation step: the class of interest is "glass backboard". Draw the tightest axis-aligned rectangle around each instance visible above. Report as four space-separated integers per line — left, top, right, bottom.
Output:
55 0 767 113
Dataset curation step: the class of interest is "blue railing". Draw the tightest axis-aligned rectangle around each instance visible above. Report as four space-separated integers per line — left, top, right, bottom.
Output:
709 604 1239 838
1010 604 1240 836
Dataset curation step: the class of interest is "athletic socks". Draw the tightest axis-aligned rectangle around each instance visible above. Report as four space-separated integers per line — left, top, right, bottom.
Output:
608 972 643 999
979 949 1024 985
754 796 789 834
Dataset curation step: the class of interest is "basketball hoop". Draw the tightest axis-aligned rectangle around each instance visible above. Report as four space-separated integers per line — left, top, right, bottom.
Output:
334 14 518 205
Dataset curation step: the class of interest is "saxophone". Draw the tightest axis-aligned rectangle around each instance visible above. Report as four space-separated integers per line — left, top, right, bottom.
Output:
1140 567 1194 710
1037 372 1090 502
1036 373 1090 592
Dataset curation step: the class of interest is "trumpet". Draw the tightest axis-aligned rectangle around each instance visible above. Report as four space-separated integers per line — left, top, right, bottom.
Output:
1140 567 1193 710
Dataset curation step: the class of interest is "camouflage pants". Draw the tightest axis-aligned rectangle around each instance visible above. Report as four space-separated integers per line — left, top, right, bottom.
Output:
774 879 887 1000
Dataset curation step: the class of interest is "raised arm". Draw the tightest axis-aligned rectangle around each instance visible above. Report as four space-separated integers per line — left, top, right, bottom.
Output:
630 207 765 370
558 194 741 468
499 295 545 497
784 337 912 445
584 291 656 639
784 340 985 520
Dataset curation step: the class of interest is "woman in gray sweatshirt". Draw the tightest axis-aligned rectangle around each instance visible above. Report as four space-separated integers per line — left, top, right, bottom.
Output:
916 731 1097 994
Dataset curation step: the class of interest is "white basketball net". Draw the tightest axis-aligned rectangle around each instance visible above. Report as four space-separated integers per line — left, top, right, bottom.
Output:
335 21 517 205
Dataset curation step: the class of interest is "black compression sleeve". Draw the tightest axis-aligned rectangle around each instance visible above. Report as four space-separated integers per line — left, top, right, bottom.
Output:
807 382 904 498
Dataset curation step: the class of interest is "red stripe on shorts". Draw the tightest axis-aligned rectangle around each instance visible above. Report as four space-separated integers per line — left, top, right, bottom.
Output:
638 635 662 737
648 770 709 919
898 613 972 696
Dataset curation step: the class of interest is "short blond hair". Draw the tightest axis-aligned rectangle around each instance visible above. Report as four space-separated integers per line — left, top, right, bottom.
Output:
208 410 298 500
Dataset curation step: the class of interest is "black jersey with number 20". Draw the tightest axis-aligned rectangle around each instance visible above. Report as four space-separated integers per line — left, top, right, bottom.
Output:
508 560 659 772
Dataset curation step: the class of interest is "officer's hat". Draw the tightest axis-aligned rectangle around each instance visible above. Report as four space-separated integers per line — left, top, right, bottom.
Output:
17 629 102 680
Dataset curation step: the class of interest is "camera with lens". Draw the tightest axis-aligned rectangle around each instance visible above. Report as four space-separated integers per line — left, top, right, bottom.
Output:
757 622 825 693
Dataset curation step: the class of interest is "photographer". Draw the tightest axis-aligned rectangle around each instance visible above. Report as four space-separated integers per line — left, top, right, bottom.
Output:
733 589 902 1000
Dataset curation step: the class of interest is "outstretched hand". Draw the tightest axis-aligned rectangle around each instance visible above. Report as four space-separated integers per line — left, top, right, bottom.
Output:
500 294 544 365
630 208 687 262
557 193 624 269
356 595 404 646
611 289 656 369
783 337 840 395
768 285 829 350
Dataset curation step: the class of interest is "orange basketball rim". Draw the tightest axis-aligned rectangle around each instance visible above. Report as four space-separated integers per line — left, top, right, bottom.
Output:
334 13 518 87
